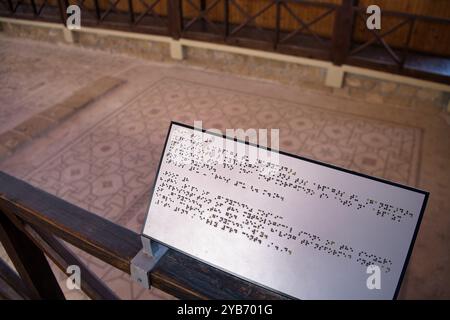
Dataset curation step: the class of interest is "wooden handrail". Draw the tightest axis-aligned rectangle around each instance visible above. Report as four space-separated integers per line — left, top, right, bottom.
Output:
0 172 141 273
0 171 287 299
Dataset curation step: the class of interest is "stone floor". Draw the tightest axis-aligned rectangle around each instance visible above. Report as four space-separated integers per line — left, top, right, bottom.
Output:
0 36 137 135
0 34 449 299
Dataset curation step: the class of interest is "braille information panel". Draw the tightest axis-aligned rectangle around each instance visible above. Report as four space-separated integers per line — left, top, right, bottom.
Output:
143 122 428 299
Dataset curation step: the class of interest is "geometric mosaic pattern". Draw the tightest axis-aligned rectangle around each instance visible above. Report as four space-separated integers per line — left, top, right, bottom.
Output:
25 77 422 216
12 78 423 299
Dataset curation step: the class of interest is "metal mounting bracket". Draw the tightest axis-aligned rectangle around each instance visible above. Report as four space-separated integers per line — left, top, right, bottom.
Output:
130 236 168 289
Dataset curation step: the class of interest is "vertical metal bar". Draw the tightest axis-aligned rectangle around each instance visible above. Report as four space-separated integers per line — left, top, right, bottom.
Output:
128 0 135 24
274 0 281 50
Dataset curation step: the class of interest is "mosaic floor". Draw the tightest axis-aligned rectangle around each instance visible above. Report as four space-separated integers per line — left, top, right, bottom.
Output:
0 36 135 134
21 77 422 224
0 35 449 299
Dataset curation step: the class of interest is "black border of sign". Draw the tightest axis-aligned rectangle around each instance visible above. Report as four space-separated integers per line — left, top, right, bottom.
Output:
142 121 429 300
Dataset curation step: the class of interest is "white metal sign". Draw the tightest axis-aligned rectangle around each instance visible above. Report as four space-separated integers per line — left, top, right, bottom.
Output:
143 122 428 299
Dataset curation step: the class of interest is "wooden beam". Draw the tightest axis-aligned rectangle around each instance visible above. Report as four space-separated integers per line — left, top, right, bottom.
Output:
0 172 141 274
57 0 68 24
0 196 118 300
24 225 119 300
274 0 280 49
128 0 135 24
224 0 229 39
0 210 65 300
0 258 31 299
0 277 25 300
94 0 101 21
331 0 358 65
30 0 37 15
168 0 182 39
200 0 206 31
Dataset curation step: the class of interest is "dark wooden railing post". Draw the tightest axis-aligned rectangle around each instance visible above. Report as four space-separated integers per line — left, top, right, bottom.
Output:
200 0 206 31
331 0 358 65
58 0 68 25
274 0 281 50
94 0 101 21
224 0 229 39
128 0 135 24
30 0 38 16
168 0 183 39
6 0 14 13
0 211 65 300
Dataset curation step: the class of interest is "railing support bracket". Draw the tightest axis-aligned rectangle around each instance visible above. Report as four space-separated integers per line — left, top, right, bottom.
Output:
130 236 168 289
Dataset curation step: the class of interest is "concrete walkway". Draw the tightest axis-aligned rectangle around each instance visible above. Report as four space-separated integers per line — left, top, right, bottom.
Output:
0 34 449 299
